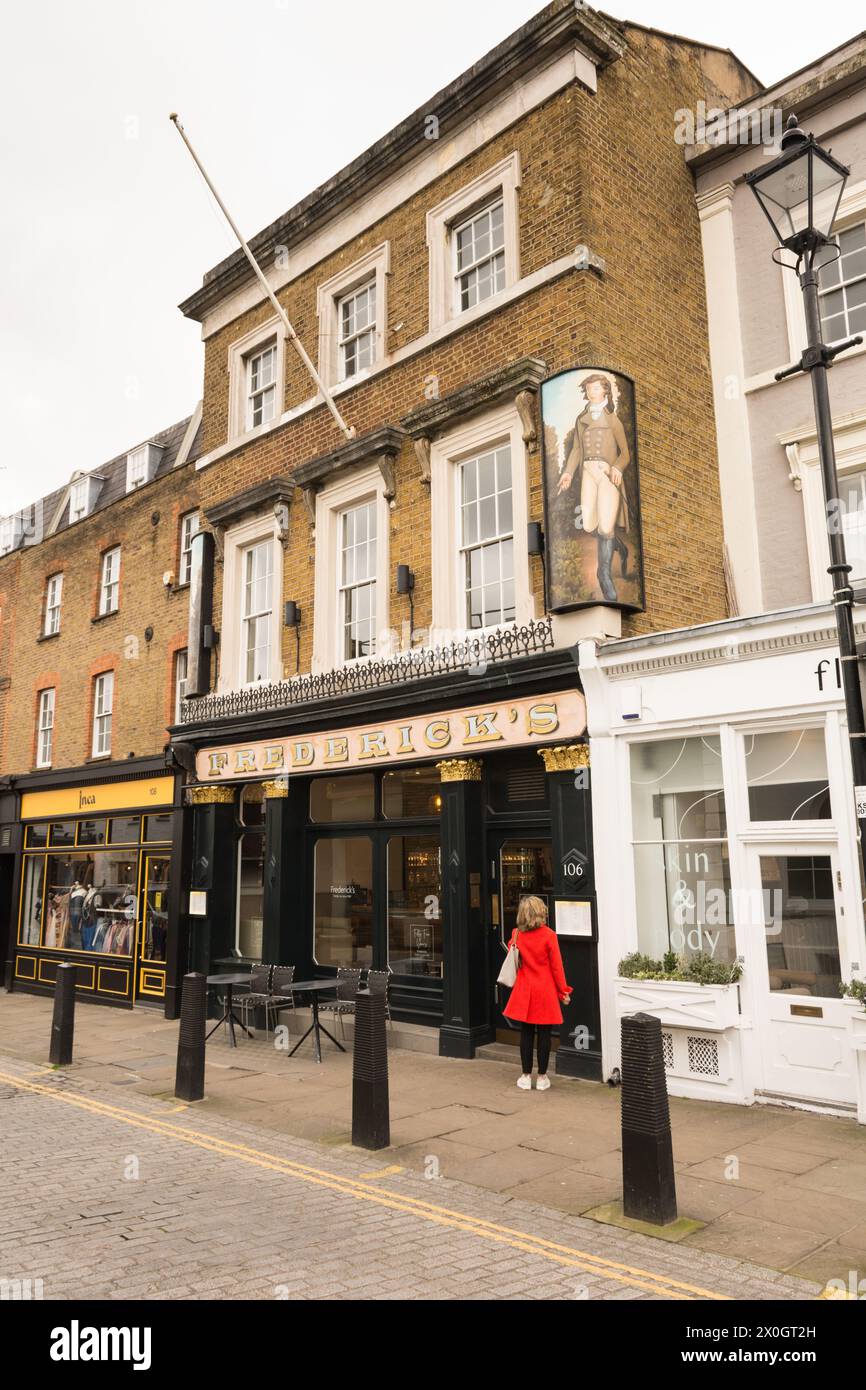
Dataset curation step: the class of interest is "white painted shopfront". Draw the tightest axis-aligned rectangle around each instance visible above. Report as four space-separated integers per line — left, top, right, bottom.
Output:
581 603 866 1116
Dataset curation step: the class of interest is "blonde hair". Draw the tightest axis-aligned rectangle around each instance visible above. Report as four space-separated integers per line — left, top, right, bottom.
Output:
516 895 548 932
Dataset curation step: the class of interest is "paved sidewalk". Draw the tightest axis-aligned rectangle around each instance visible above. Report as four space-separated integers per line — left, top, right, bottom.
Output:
1 993 865 1289
0 1054 815 1301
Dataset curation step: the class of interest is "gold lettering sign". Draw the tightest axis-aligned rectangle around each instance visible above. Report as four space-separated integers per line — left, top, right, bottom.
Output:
195 691 586 783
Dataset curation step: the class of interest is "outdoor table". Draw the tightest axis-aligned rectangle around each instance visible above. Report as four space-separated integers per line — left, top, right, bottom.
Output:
286 980 343 1063
205 972 255 1049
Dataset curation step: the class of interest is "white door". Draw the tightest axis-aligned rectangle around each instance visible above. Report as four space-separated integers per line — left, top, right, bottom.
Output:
745 842 856 1107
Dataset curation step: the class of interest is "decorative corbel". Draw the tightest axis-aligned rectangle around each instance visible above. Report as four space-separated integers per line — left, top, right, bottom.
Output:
784 442 803 491
414 436 432 486
211 525 225 563
377 454 397 502
515 389 538 451
301 487 318 526
273 498 292 549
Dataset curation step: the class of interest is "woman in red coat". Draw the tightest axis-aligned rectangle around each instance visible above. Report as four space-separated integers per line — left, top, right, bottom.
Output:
503 894 571 1090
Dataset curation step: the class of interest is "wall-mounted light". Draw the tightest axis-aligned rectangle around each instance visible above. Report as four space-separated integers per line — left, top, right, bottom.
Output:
396 565 415 646
527 521 545 595
284 600 301 673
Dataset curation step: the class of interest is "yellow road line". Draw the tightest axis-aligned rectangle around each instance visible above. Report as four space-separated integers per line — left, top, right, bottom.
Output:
0 1068 728 1301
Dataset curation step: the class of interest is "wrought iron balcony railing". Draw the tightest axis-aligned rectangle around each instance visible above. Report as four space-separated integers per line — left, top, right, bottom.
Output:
179 617 555 724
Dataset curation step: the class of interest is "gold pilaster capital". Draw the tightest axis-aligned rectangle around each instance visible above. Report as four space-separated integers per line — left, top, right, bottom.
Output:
437 758 483 783
262 778 290 799
186 784 236 805
537 744 590 773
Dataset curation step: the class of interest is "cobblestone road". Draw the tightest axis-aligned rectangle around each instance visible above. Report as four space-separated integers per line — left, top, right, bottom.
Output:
0 1057 819 1301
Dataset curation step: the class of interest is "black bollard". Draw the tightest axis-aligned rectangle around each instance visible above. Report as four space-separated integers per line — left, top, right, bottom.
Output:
352 988 389 1150
49 962 77 1065
621 1012 677 1226
175 972 207 1102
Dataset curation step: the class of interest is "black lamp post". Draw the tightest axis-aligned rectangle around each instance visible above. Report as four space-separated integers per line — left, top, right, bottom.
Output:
746 114 866 875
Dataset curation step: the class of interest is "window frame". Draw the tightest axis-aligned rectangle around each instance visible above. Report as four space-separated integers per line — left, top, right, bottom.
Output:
99 546 121 616
312 463 391 674
227 318 286 442
91 671 114 759
817 219 866 345
451 197 507 317
44 572 63 635
36 688 55 769
429 401 534 638
457 442 515 632
69 478 90 523
178 510 200 587
174 648 188 724
338 497 379 663
246 343 278 430
337 279 377 383
316 242 390 389
426 153 520 332
240 538 274 685
217 513 284 693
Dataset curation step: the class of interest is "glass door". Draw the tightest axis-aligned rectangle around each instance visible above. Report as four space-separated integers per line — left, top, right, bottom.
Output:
745 842 856 1105
489 835 553 1039
137 853 169 1001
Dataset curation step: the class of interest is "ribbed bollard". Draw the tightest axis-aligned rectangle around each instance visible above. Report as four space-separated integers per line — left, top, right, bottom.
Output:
621 1012 677 1225
49 962 77 1065
175 972 207 1102
352 988 389 1150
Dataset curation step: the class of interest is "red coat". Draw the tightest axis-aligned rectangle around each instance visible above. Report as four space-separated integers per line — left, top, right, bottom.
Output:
503 924 571 1025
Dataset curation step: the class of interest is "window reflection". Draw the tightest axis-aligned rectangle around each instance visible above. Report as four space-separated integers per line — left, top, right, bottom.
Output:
314 837 373 968
387 835 442 976
762 854 841 997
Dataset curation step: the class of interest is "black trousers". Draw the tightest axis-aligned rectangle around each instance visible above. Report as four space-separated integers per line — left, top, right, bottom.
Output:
519 1023 552 1074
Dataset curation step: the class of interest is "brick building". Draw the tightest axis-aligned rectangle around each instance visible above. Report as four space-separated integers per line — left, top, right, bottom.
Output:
161 1 756 1070
0 412 201 1006
4 3 770 1085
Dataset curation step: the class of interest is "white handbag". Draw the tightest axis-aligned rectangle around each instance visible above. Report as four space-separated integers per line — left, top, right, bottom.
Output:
497 936 520 987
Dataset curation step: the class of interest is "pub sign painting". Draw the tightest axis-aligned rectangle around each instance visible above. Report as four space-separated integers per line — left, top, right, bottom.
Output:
541 367 645 612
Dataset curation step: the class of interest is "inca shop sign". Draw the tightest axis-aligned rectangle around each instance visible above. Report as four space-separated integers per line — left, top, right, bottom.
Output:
197 692 587 782
20 776 174 820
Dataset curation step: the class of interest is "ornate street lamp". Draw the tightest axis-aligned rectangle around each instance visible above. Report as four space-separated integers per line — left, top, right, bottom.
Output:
746 115 866 875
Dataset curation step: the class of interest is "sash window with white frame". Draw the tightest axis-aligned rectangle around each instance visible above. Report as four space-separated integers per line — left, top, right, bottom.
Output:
241 540 273 684
818 221 866 343
247 344 277 429
340 500 377 661
179 511 200 586
453 199 505 314
338 281 376 381
99 547 120 615
460 444 514 630
92 672 113 757
36 688 55 768
44 573 63 635
69 478 89 522
174 649 188 724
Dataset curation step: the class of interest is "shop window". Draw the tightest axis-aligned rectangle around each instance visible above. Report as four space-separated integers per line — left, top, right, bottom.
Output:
745 728 831 821
25 823 49 847
142 855 170 962
108 817 141 844
382 767 442 819
76 820 106 846
387 835 442 977
237 829 264 959
313 836 373 968
143 813 172 843
309 774 375 824
630 736 735 965
43 851 137 954
239 783 265 828
49 822 75 847
761 853 841 998
19 857 45 945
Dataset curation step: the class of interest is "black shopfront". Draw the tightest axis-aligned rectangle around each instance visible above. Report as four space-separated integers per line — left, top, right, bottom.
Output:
172 645 602 1079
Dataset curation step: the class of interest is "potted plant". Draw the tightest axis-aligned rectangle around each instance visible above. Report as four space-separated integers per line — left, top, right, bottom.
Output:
614 951 743 1032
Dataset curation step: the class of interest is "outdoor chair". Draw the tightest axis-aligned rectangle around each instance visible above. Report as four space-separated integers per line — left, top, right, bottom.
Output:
365 968 392 1027
235 964 273 1036
268 965 296 1035
318 966 363 1039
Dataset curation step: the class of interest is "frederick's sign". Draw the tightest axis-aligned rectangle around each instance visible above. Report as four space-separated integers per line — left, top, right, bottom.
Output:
196 691 586 783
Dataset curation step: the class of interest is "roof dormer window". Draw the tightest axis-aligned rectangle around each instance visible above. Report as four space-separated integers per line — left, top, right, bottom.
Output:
125 443 164 493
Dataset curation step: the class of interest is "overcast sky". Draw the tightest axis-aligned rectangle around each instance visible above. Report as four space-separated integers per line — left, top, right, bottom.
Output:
0 0 861 514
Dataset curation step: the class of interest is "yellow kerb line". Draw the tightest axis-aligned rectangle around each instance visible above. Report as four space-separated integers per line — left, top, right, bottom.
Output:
0 1068 728 1301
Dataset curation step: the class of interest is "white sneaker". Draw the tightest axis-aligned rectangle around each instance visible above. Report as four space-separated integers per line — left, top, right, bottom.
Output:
517 1074 532 1090
536 1075 551 1091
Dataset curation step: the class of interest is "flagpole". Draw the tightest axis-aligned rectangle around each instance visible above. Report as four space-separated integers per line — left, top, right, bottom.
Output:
170 113 355 441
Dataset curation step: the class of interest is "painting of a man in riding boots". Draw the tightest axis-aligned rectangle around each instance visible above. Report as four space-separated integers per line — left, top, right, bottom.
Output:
541 367 645 612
